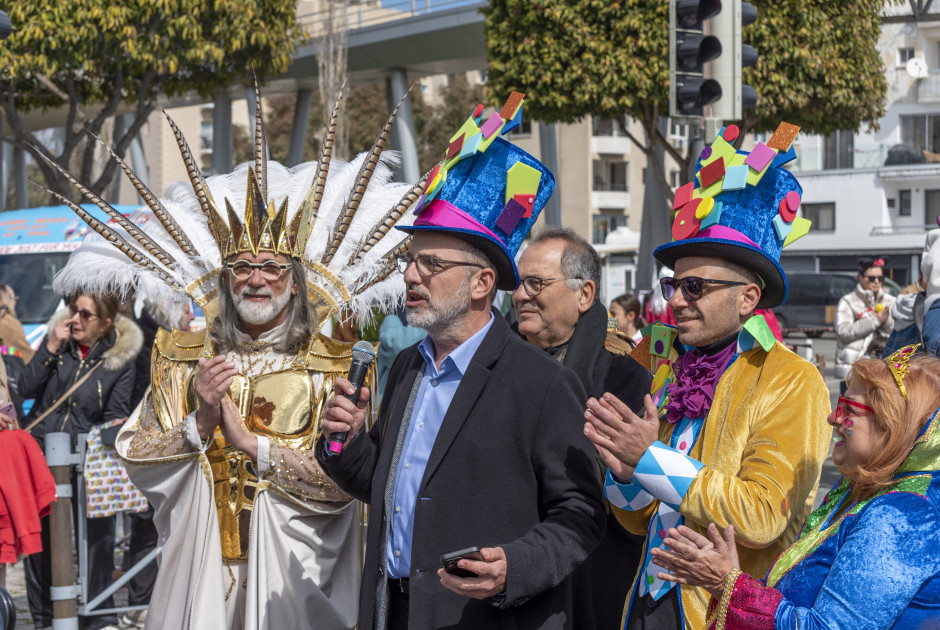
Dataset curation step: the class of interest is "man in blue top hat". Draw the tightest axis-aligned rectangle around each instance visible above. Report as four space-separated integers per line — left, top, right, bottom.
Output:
317 94 605 630
582 123 832 630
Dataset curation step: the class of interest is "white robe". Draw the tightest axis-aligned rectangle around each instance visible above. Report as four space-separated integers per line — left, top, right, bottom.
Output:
116 324 361 630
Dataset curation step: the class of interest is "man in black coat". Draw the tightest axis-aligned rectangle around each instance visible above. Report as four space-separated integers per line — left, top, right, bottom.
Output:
513 227 652 630
319 227 605 629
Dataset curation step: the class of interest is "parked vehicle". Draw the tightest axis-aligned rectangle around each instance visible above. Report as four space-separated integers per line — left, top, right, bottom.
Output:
775 272 901 337
0 205 208 348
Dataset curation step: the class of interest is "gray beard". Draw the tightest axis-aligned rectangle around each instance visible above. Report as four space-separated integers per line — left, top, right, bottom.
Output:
406 278 471 338
233 274 294 326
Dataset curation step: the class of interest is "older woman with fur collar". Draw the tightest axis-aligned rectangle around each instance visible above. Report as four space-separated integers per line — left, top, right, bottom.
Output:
21 291 141 630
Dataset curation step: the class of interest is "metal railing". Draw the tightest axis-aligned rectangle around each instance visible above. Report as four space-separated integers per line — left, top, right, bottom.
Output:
298 0 485 34
870 224 939 236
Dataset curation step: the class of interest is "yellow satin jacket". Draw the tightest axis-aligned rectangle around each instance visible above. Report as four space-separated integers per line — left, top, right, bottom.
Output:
614 342 832 630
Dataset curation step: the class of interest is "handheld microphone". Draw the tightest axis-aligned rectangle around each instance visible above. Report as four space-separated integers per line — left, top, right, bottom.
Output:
328 340 376 454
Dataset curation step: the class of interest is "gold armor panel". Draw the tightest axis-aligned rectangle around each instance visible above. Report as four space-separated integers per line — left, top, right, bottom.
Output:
198 369 318 561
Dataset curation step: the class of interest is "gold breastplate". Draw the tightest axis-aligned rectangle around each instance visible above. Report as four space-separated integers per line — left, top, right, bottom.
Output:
199 370 319 561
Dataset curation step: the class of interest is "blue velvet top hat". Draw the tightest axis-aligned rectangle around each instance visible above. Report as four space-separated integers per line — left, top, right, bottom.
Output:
654 122 812 309
396 93 554 290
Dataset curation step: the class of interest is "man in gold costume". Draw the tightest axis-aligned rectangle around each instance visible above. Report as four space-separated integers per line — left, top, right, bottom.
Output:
49 88 420 629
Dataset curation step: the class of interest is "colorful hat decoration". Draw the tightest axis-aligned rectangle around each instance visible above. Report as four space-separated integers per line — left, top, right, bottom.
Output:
396 92 555 290
654 122 811 308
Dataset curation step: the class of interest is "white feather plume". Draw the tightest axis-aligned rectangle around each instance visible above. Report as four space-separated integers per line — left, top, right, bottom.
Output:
54 151 416 323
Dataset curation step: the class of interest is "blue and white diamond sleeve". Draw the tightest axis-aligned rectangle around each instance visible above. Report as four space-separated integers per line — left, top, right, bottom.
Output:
632 441 704 511
604 468 655 511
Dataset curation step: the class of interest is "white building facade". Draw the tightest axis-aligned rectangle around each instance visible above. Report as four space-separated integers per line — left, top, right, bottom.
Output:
781 2 940 285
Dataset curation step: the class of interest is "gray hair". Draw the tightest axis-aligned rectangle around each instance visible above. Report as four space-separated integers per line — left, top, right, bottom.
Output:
529 227 601 301
456 240 500 302
209 258 318 356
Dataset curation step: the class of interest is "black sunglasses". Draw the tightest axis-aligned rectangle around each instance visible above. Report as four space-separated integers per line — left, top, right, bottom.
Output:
862 275 883 282
660 276 747 302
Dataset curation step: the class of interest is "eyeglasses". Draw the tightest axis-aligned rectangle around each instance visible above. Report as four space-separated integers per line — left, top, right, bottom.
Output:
395 254 483 276
511 276 585 298
69 304 99 322
863 275 883 283
225 260 292 281
660 276 748 302
834 395 874 424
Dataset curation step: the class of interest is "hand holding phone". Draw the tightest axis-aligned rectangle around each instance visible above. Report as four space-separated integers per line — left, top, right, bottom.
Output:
0 401 16 430
440 546 484 578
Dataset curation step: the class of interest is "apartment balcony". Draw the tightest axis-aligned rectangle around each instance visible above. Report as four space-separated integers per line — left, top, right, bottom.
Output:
917 72 940 104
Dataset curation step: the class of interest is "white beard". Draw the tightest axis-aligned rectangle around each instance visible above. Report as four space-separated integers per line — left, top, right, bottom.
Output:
233 274 294 326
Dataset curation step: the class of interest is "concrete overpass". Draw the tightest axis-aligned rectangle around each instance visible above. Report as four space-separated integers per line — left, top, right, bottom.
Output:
7 1 488 204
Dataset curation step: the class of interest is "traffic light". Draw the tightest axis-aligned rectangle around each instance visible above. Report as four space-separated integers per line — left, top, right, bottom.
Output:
711 0 759 121
669 0 723 117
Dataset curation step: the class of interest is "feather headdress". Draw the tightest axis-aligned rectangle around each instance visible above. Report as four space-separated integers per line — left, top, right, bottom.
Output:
51 84 424 325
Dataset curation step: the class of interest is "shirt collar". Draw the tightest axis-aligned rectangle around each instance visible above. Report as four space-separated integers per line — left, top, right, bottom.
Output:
233 318 288 345
417 312 495 375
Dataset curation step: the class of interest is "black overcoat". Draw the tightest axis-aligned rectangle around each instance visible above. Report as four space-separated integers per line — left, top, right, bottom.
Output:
319 312 605 630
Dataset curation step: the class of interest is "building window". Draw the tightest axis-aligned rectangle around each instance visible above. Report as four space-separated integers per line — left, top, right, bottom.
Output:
670 169 682 189
900 189 913 216
593 156 628 191
592 213 629 244
926 189 940 227
592 116 628 137
506 116 532 136
803 202 836 232
898 47 916 64
668 121 688 149
200 121 213 152
823 130 854 169
900 114 940 155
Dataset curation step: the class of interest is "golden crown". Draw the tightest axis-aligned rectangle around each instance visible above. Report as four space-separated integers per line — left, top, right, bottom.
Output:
885 343 920 400
209 166 316 260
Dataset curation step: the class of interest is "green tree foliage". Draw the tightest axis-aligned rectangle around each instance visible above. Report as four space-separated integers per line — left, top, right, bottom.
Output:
250 79 479 176
742 1 887 136
484 0 889 198
0 0 304 203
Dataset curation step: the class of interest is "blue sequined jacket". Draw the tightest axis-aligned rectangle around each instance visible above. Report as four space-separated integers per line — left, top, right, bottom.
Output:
750 408 940 629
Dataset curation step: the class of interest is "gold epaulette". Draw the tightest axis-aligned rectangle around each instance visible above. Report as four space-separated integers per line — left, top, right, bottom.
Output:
604 329 634 356
155 327 207 361
153 326 378 374
302 335 379 374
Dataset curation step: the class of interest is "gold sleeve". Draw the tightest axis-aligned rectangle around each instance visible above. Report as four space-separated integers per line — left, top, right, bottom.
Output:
126 391 193 459
266 442 352 503
679 355 832 549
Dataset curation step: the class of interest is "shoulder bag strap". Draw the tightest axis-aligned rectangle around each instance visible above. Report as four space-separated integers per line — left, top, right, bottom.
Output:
24 362 103 434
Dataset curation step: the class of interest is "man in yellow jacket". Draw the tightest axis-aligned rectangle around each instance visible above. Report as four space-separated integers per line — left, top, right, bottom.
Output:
583 124 832 630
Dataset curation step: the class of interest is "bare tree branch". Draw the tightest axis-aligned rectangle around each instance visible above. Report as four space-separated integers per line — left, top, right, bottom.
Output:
33 72 88 123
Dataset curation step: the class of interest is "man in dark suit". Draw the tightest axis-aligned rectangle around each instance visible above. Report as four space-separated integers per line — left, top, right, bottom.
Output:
513 227 651 630
318 98 605 630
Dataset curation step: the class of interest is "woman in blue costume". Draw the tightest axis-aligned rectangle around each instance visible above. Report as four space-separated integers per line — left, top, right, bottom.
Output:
650 344 940 630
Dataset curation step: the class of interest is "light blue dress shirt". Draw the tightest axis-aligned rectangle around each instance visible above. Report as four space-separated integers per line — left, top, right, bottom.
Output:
386 313 494 578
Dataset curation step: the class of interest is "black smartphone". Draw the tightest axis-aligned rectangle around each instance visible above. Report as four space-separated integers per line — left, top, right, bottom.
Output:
440 546 484 578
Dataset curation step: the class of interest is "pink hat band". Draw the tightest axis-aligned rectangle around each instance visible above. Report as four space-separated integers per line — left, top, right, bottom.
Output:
413 199 506 245
697 225 761 249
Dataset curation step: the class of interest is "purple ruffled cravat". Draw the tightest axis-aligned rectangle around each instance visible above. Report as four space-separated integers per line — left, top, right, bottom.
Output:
664 341 737 424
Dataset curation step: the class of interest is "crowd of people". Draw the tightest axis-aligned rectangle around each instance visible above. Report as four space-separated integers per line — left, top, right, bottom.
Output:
0 88 936 630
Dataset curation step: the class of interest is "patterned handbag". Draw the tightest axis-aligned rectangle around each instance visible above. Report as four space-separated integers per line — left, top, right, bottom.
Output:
84 419 148 518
